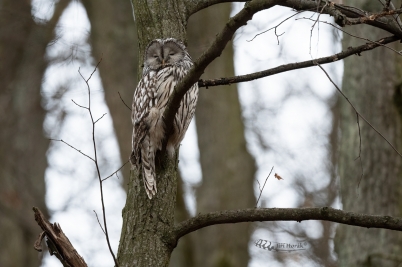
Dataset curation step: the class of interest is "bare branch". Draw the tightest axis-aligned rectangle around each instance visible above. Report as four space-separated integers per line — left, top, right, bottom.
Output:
187 0 246 16
315 63 402 158
198 35 399 88
71 99 89 110
281 1 402 37
255 166 274 207
51 61 120 264
102 159 131 182
308 1 329 55
172 207 402 242
162 0 277 151
93 210 106 235
118 91 132 111
48 61 120 266
77 60 119 267
50 139 95 162
355 114 365 188
247 10 307 42
189 0 402 36
33 207 88 267
94 113 107 124
327 3 402 36
299 17 402 56
166 0 402 151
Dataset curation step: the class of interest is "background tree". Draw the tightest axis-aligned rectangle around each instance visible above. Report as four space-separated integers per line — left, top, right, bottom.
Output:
82 2 256 266
0 1 69 266
81 0 138 189
24 1 402 267
115 1 402 266
335 1 402 266
188 4 256 267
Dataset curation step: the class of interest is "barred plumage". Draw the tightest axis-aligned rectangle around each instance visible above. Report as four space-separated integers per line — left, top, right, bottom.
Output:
131 38 199 199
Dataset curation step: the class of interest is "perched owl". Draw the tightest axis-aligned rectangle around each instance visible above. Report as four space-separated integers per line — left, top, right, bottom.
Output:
131 38 199 199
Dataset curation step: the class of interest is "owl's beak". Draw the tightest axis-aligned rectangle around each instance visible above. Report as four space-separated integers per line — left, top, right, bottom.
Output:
161 59 165 66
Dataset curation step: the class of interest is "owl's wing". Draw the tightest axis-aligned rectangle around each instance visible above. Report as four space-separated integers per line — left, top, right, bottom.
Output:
131 73 157 165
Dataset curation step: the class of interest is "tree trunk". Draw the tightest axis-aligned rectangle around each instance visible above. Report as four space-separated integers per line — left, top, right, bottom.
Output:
116 1 188 266
0 0 68 266
81 0 139 189
335 1 402 266
117 157 178 266
187 4 256 267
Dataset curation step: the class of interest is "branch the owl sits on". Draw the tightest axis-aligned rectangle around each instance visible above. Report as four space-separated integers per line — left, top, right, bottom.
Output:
131 38 199 199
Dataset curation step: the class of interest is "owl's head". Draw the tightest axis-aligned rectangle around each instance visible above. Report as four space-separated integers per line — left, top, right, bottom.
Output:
144 38 188 70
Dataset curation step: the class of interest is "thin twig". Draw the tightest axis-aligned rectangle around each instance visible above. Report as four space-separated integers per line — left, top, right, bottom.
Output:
315 63 402 160
102 159 131 182
71 99 89 110
93 210 106 235
94 113 107 124
355 114 364 188
118 91 132 111
387 1 402 31
309 1 328 56
255 166 274 208
256 179 262 192
247 10 304 43
50 139 95 162
77 59 119 267
298 17 402 56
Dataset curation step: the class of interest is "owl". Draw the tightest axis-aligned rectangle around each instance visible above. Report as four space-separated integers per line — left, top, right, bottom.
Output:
131 38 199 199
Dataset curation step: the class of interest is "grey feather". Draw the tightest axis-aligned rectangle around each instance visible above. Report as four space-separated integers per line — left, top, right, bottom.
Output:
131 38 199 199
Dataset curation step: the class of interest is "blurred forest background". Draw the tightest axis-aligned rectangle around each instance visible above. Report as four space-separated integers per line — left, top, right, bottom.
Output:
1 0 402 267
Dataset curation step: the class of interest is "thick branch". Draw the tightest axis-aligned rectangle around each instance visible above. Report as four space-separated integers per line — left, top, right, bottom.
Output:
198 35 400 88
284 1 402 37
186 0 244 16
188 0 402 38
173 207 402 242
165 0 402 150
33 207 87 267
162 0 276 150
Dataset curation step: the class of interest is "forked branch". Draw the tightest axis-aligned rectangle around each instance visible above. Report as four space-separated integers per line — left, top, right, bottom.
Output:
198 35 399 88
162 0 277 150
164 0 402 151
48 61 119 267
77 61 119 267
189 0 402 37
33 207 88 267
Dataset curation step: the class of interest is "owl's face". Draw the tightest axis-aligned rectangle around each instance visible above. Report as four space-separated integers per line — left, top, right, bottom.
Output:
144 39 186 70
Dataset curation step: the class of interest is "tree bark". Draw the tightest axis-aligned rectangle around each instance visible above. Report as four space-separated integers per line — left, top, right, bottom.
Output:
116 1 188 266
0 1 68 266
187 3 256 267
117 158 178 266
335 1 402 266
81 0 139 189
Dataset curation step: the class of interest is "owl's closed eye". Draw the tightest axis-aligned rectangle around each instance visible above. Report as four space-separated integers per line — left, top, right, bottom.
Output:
145 40 185 69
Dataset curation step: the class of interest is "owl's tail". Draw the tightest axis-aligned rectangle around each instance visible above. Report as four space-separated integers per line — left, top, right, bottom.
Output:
141 137 157 199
